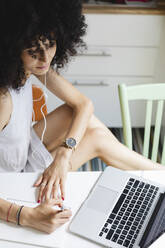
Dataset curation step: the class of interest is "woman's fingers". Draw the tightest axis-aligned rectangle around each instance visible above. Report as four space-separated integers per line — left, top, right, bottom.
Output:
52 181 60 199
45 198 63 207
43 179 65 201
34 174 43 187
38 181 47 203
55 210 72 225
57 218 70 224
38 179 62 202
45 180 55 201
60 179 65 201
56 209 72 218
36 173 66 203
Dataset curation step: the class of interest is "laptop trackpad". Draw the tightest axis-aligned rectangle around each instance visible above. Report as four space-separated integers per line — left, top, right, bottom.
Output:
87 185 119 215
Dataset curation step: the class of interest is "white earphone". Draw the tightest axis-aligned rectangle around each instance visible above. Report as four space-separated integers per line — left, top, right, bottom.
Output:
31 73 48 160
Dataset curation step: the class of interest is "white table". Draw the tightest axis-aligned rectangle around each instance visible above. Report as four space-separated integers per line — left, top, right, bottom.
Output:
0 171 165 248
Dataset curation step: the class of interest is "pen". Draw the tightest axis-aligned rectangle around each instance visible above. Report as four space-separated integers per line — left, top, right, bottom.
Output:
60 204 71 211
60 205 65 211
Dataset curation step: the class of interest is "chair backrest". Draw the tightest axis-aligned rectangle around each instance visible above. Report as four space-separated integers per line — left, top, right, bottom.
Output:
118 83 165 164
32 84 47 122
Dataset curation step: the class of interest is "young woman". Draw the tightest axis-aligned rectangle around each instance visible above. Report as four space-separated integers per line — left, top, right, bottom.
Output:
0 0 164 234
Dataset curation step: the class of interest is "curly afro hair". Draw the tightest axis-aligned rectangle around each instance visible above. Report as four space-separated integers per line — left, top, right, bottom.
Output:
0 0 87 92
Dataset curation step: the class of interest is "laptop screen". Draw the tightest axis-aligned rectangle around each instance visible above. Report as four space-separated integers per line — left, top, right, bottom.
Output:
139 193 165 248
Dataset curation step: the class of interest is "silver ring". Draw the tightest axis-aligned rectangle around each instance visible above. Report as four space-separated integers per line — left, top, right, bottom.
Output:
40 183 47 187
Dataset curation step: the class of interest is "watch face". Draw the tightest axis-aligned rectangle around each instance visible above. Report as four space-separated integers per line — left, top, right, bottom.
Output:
66 138 76 148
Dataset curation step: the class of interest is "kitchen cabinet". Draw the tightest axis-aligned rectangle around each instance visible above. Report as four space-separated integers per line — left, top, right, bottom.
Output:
32 14 165 127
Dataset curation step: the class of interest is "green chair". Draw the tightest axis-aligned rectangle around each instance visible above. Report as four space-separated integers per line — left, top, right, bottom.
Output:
118 83 165 164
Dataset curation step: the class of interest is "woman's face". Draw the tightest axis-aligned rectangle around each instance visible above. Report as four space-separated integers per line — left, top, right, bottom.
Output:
21 38 57 77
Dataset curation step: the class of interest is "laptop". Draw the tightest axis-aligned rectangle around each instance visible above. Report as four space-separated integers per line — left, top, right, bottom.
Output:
69 167 165 248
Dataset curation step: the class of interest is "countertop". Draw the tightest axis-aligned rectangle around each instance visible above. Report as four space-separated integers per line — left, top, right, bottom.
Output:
83 4 165 15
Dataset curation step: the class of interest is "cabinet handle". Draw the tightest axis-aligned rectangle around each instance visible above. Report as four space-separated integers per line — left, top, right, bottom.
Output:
78 50 112 57
72 80 109 86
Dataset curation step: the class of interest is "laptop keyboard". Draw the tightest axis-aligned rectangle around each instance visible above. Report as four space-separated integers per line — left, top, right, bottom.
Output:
99 178 159 248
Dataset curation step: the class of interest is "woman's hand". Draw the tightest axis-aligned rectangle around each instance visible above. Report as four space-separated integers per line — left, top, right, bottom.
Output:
34 147 72 202
21 199 72 233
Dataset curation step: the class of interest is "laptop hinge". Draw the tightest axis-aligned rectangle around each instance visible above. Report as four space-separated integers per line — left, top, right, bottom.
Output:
139 192 165 248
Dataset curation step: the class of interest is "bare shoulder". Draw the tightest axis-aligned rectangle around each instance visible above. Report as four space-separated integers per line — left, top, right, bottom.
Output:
0 90 12 132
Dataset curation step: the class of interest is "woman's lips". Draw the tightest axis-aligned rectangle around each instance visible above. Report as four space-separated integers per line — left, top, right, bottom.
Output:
36 65 48 70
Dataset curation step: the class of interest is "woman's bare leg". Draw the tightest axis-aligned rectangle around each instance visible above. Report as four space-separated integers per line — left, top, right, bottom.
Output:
33 104 165 171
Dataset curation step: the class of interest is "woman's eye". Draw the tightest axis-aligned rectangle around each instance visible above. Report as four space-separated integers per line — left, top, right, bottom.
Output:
45 43 55 49
27 50 37 59
31 54 37 59
48 41 56 48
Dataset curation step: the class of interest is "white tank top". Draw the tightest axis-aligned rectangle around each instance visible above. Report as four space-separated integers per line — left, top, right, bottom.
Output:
0 76 33 172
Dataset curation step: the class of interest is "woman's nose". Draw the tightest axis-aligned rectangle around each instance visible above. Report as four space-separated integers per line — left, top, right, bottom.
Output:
39 50 49 62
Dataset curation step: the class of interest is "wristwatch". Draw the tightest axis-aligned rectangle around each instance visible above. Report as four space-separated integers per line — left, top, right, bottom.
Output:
61 137 77 151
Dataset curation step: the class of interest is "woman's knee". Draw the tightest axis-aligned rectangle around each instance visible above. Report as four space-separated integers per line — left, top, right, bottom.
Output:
85 127 106 151
85 124 119 155
87 114 109 132
87 114 119 142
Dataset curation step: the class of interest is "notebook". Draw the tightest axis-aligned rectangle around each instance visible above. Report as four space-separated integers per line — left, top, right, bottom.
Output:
0 173 66 248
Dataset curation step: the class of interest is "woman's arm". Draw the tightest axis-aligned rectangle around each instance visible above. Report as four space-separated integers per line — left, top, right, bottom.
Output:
34 68 94 201
35 68 94 148
0 197 71 233
0 198 21 223
0 198 32 226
